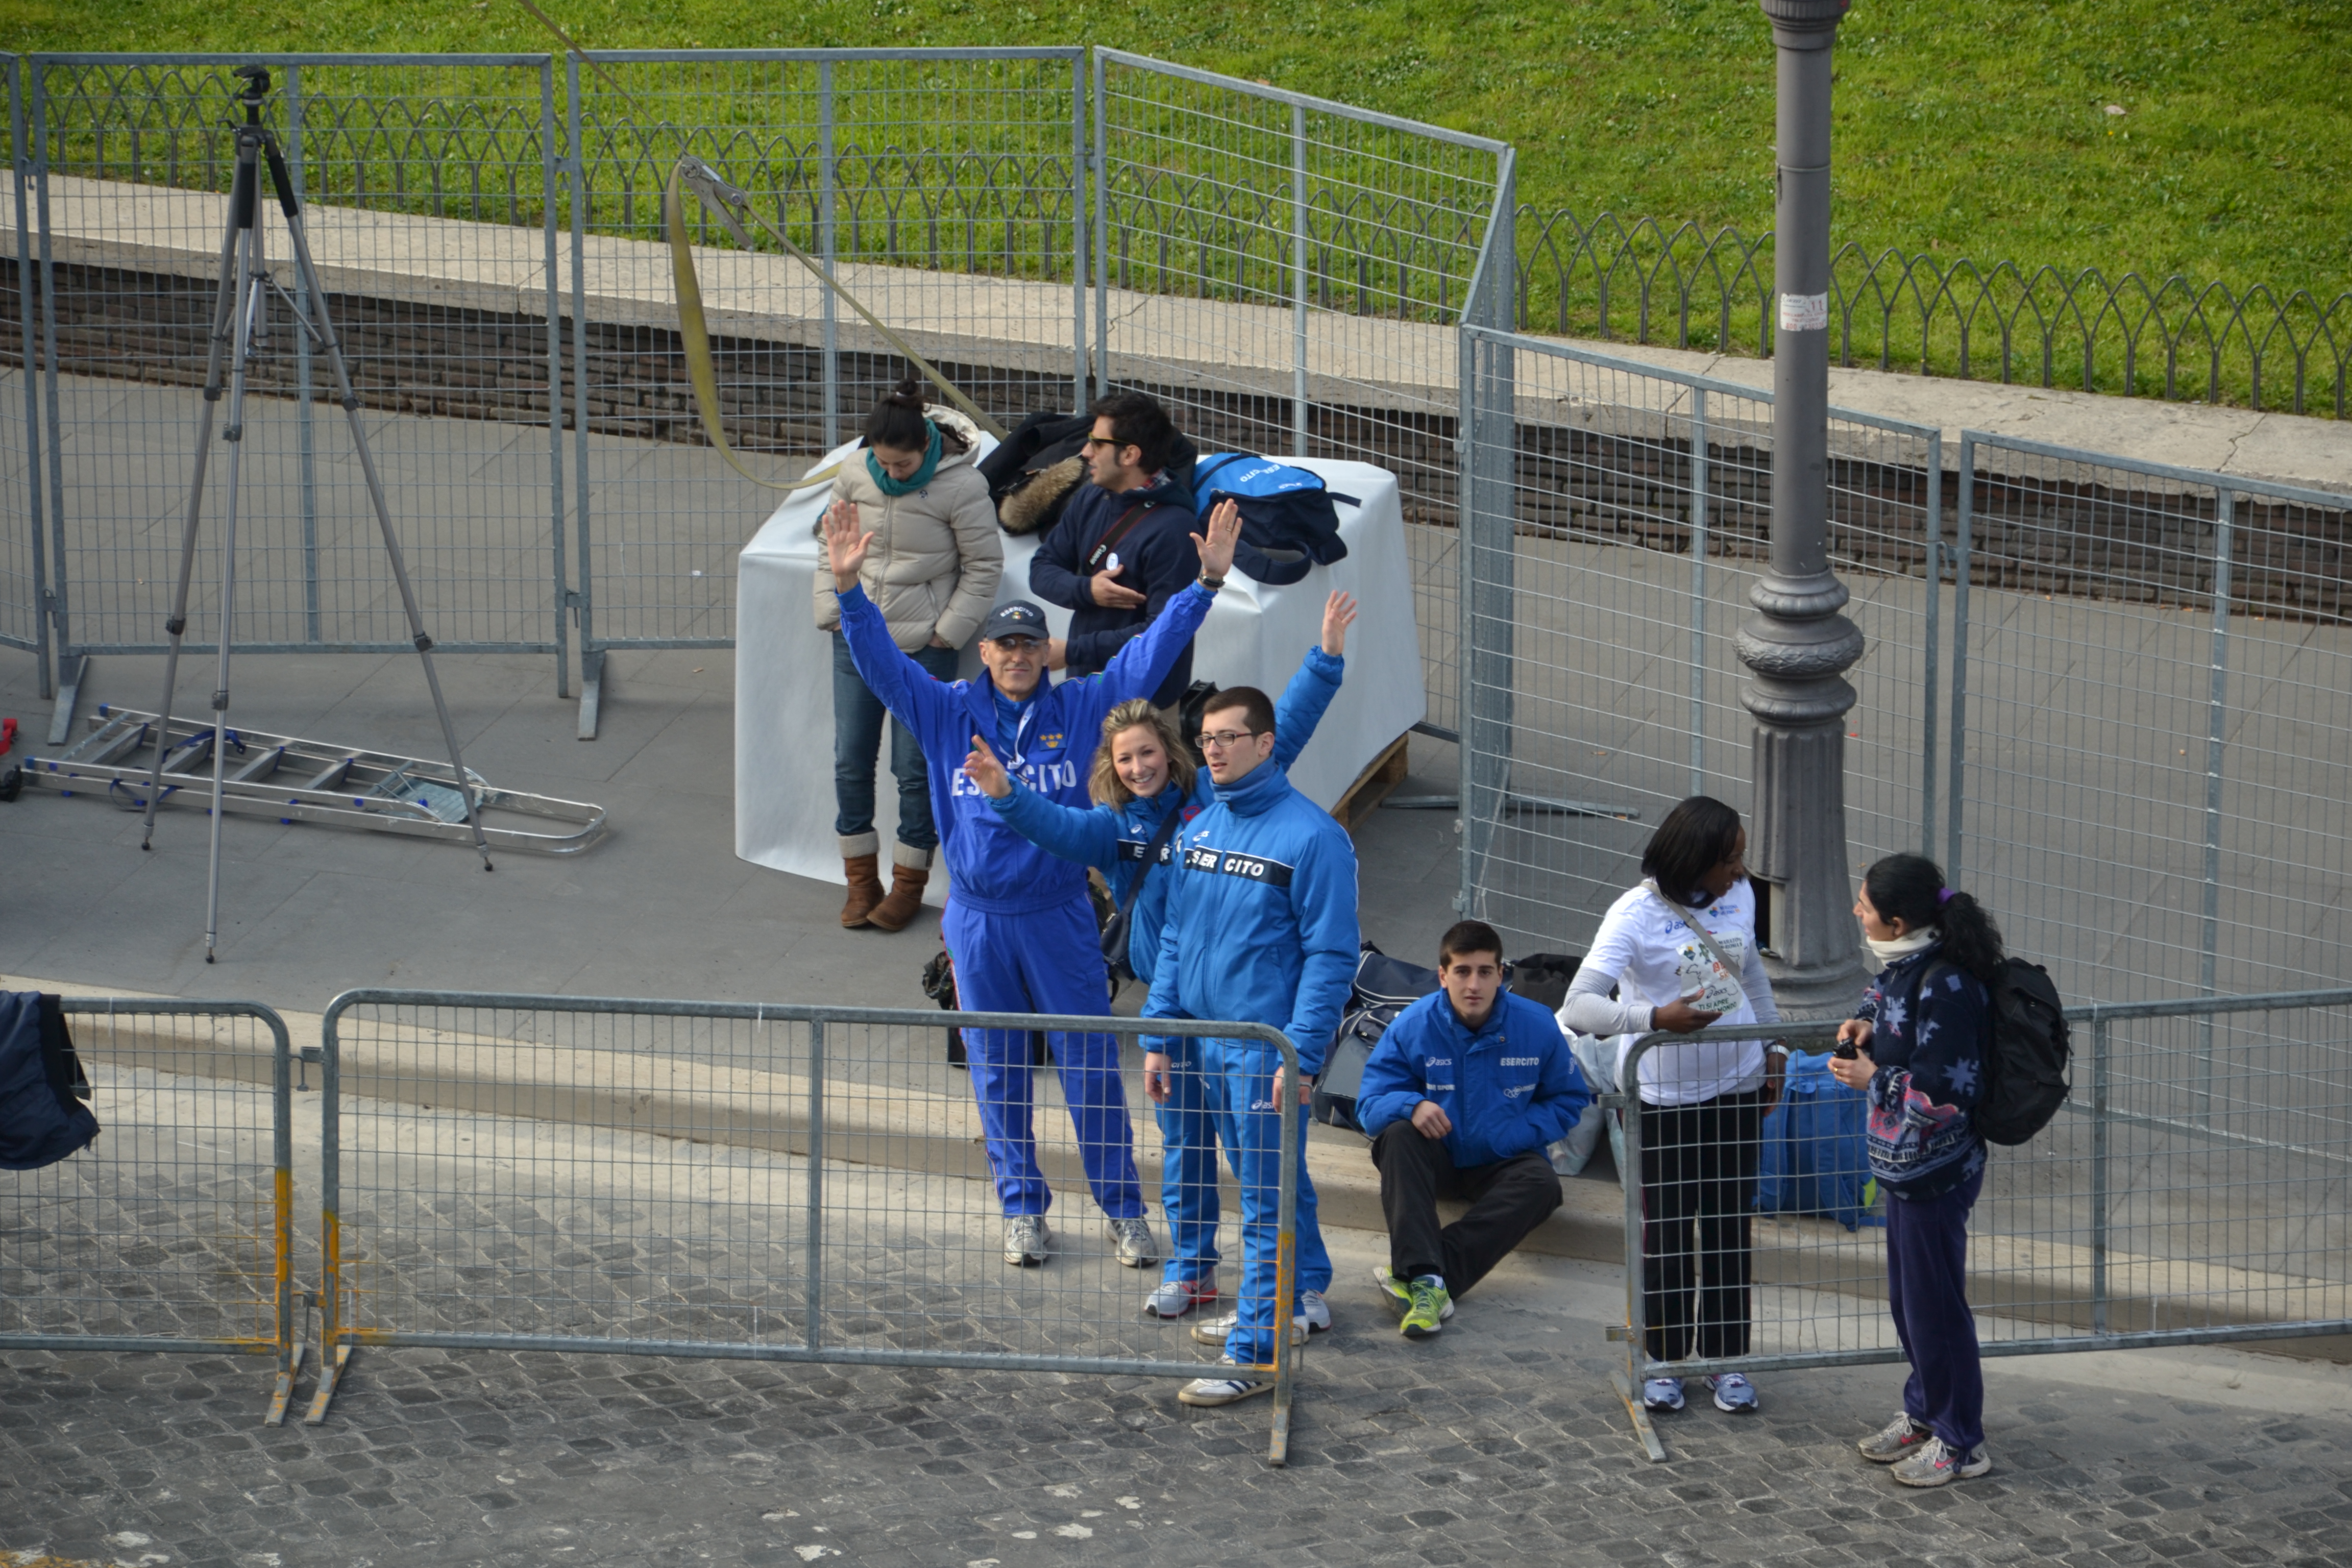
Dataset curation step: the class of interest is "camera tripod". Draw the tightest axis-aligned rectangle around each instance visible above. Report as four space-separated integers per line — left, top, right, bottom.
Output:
143 64 491 963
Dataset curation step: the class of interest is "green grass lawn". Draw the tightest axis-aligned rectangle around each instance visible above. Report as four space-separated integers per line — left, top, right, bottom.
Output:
5 0 2344 295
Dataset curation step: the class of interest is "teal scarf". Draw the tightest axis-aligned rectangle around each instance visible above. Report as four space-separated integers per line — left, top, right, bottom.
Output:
867 421 942 497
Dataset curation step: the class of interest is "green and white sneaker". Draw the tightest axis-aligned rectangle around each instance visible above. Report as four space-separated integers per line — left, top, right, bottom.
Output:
1400 1276 1453 1339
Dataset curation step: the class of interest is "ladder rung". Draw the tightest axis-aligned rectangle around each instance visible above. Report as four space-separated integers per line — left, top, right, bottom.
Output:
300 756 356 792
230 746 285 784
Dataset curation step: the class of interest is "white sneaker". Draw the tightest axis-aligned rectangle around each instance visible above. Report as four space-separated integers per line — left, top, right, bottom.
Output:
1142 1273 1218 1318
1106 1215 1160 1268
1300 1289 1332 1333
1190 1308 1312 1346
1002 1214 1048 1267
1176 1356 1271 1407
1890 1436 1992 1487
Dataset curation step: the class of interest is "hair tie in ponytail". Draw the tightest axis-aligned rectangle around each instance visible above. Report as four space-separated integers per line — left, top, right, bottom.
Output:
1937 887 1954 905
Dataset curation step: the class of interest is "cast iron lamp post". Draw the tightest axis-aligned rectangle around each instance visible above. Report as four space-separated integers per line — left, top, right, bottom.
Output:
1740 0 1870 1015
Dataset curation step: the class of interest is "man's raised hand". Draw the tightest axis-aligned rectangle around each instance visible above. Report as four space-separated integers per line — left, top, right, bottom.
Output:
962 733 1013 800
822 499 873 586
1321 590 1358 657
1190 497 1241 582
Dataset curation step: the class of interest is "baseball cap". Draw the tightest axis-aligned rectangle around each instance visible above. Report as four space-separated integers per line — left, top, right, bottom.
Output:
978 600 1051 643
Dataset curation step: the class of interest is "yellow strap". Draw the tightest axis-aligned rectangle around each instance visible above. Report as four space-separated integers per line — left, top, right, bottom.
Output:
663 165 841 493
666 157 1009 447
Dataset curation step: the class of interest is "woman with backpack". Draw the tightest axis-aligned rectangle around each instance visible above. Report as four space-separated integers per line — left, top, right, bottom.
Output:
816 379 1004 933
1557 796 1783 1416
1829 852 2001 1488
961 591 1354 1321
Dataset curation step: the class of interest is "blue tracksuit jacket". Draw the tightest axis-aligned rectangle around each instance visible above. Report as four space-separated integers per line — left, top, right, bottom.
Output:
980 645 1344 984
836 577 1214 916
1356 991 1592 1168
1142 758 1358 1072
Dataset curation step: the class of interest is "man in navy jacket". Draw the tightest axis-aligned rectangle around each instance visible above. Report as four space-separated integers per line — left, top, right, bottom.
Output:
1144 684 1358 1407
826 498 1242 1273
1027 391 1202 712
1356 921 1590 1338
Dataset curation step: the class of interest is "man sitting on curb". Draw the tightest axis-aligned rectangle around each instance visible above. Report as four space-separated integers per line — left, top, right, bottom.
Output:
1355 920 1591 1337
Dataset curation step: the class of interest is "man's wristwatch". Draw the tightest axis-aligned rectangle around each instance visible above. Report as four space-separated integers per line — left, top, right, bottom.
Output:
1196 572 1226 592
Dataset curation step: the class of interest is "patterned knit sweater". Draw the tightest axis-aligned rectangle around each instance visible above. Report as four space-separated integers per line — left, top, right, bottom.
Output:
1853 943 1991 1202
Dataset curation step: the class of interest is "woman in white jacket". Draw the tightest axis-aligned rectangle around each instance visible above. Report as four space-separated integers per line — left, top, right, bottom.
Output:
815 380 1004 930
1557 795 1784 1417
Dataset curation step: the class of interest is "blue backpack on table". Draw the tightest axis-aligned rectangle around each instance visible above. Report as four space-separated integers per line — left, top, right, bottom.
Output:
1191 453 1354 585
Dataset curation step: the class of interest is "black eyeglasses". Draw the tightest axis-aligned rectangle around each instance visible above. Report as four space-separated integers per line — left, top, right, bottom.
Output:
1196 728 1261 751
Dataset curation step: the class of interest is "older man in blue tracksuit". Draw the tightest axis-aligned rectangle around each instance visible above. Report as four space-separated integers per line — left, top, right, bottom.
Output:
824 498 1243 1271
1355 919 1590 1337
967 602 1350 1318
1143 684 1358 1407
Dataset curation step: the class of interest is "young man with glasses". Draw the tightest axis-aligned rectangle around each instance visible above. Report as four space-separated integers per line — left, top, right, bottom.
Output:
1143 687 1358 1407
1028 392 1202 716
824 498 1242 1272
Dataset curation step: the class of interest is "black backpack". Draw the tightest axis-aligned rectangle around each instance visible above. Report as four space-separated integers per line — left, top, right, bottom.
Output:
1 992 99 1171
1926 958 2070 1146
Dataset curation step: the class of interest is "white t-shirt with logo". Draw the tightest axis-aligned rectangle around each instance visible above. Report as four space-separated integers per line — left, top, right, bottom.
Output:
1579 878 1775 1107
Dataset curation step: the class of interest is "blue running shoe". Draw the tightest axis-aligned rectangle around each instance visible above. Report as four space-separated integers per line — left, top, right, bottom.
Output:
1641 1376 1685 1412
1708 1372 1758 1412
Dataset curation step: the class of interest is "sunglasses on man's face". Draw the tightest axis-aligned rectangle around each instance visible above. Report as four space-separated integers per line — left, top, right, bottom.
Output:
1082 436 1128 452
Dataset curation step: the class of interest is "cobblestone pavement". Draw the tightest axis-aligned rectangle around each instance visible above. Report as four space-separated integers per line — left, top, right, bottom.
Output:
8 1228 2352 1568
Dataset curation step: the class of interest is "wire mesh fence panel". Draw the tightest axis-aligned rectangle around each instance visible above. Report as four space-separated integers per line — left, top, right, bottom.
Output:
1610 993 2352 1395
316 993 1304 1452
1095 52 1509 739
566 51 1085 654
27 57 567 667
1 56 41 662
1950 435 2352 1005
0 999 292 1365
1457 330 1940 958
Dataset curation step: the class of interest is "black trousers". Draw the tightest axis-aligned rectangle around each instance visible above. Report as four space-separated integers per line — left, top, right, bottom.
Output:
1637 1087 1764 1363
1370 1121 1563 1296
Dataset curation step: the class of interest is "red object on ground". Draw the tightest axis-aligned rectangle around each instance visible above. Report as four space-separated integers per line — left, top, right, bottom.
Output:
0 716 15 756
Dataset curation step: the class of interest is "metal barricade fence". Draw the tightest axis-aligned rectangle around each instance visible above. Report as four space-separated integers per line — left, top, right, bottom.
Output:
1950 434 2352 1006
310 990 1309 1465
1094 51 1512 741
1456 325 1942 954
1603 989 2352 1461
0 997 299 1420
22 54 573 710
564 49 1089 722
2 54 47 680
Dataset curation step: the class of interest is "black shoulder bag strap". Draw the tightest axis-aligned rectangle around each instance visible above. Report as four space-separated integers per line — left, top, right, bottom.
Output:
1083 502 1157 574
1100 803 1188 974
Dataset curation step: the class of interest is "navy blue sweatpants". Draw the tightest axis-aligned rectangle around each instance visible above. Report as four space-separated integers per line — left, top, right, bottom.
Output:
943 896 1144 1221
1885 1165 1984 1454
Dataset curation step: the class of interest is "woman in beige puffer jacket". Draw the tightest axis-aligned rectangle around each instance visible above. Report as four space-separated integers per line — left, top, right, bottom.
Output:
815 382 1004 932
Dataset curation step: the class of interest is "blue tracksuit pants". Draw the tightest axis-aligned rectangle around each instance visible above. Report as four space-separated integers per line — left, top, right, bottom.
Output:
944 896 1144 1221
1156 1037 1221 1285
1203 1037 1333 1365
1886 1165 1984 1454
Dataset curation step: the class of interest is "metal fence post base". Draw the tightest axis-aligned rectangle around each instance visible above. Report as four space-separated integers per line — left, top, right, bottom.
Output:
265 1339 305 1427
1609 1366 1669 1463
303 1344 354 1427
47 650 85 745
576 649 605 741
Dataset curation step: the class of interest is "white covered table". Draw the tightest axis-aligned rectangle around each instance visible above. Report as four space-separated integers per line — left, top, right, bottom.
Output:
735 448 1425 906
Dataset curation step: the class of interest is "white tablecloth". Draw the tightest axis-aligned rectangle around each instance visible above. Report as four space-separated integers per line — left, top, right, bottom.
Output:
734 447 1425 904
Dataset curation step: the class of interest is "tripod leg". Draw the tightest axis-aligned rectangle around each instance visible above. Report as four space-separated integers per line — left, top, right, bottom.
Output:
203 213 264 963
263 141 494 870
143 170 251 850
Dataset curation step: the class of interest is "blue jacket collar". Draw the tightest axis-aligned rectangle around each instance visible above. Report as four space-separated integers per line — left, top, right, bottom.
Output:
1212 758 1290 817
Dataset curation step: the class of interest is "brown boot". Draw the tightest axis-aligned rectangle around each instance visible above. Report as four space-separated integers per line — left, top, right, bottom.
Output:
839 834 886 928
866 846 933 933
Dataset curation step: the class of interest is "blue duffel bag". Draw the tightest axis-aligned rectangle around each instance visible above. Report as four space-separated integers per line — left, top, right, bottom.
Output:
1191 453 1355 584
1753 1049 1881 1230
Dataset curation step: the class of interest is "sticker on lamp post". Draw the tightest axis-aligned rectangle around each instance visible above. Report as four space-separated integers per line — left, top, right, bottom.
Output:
1778 291 1829 332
